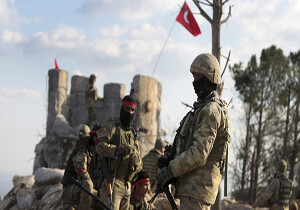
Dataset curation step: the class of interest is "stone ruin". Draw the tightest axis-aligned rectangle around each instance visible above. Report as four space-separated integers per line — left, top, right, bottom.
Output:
0 68 261 210
34 68 162 174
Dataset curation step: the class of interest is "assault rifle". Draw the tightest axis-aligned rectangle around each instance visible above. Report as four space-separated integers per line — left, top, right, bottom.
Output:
71 177 112 210
148 145 178 210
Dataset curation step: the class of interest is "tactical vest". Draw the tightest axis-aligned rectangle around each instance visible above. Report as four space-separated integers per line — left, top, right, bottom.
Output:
108 120 138 182
177 95 231 171
278 175 293 206
62 137 92 186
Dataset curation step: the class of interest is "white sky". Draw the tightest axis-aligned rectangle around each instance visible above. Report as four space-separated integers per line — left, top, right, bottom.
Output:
0 0 300 198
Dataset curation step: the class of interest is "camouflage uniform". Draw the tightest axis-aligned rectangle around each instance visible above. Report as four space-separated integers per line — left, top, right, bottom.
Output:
254 173 293 210
169 91 231 207
155 53 231 210
129 194 149 210
96 118 142 210
142 148 163 190
62 126 97 210
86 74 99 125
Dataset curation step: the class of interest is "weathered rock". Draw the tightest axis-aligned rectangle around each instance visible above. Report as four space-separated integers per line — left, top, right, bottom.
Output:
42 136 77 169
53 114 76 138
36 184 63 210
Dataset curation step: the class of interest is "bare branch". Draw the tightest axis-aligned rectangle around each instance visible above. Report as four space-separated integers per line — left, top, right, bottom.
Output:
221 50 231 77
220 5 232 24
223 0 229 5
193 0 212 23
200 0 213 7
181 101 193 109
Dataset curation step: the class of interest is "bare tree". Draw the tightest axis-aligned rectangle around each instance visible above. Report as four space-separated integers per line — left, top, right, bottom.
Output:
192 0 232 62
191 1 232 209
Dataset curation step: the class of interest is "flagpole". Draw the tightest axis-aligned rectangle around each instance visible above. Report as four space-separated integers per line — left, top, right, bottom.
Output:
151 19 177 76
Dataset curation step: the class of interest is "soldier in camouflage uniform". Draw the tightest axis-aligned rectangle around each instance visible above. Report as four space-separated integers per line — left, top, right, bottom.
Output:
142 139 166 191
253 160 293 210
62 124 101 210
96 95 143 210
86 74 99 126
157 53 231 210
129 170 151 210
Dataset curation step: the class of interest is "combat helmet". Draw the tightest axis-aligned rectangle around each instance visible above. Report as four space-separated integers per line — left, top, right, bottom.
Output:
89 74 97 84
79 124 90 138
277 159 287 173
190 53 221 85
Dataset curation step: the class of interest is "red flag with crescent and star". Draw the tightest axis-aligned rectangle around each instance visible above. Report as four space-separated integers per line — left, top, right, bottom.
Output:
176 1 201 36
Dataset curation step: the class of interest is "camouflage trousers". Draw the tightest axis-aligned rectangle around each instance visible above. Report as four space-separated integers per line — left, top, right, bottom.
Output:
100 178 131 210
179 196 211 210
63 179 97 210
88 107 97 126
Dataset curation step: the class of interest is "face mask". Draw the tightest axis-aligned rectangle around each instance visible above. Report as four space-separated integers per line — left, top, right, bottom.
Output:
192 76 217 100
192 76 207 96
120 107 134 128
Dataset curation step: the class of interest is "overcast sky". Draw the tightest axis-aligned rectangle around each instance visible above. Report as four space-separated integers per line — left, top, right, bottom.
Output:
1 0 300 198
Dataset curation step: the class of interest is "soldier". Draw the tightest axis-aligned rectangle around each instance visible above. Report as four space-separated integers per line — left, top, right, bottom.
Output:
129 170 151 210
142 139 166 191
252 159 293 210
156 53 231 210
86 74 99 126
62 124 101 210
96 95 143 210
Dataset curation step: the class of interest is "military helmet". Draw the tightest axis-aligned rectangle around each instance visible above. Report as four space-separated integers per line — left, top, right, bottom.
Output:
277 159 287 173
190 53 221 85
79 124 90 138
155 138 166 149
89 74 97 80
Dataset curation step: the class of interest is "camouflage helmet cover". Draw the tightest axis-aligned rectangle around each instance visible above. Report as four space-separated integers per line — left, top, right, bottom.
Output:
277 159 287 173
79 124 90 137
190 53 221 85
89 74 97 80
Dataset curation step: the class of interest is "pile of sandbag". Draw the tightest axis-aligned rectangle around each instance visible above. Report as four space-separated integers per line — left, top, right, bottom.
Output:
0 167 71 210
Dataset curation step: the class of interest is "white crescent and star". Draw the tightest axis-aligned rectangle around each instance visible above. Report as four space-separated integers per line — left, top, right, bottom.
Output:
184 10 190 24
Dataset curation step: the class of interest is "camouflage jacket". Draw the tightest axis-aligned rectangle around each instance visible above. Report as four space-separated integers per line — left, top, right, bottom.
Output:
85 84 98 108
169 91 231 204
142 149 163 189
62 137 95 186
254 174 292 210
96 118 142 182
129 193 150 210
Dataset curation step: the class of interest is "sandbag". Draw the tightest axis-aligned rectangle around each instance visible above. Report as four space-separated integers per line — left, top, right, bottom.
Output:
34 167 64 186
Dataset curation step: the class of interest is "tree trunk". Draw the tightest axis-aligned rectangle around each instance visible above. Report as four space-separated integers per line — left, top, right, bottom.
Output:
289 95 299 180
241 100 252 192
254 92 264 203
250 149 257 204
212 2 221 62
283 86 291 160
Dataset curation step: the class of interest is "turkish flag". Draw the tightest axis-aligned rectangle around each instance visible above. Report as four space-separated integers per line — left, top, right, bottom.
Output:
54 59 59 70
176 1 201 36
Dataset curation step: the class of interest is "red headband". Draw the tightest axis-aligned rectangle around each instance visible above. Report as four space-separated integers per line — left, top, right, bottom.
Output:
133 178 150 189
90 130 97 134
122 101 136 109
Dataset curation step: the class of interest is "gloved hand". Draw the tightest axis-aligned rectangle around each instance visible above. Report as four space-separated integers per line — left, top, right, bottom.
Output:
130 153 139 166
115 144 132 156
157 166 174 187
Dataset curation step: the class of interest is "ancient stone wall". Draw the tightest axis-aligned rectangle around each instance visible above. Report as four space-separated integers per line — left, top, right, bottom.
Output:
35 69 161 174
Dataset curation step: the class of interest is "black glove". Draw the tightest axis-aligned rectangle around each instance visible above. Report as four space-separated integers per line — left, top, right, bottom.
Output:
130 153 139 166
157 166 174 187
115 145 132 156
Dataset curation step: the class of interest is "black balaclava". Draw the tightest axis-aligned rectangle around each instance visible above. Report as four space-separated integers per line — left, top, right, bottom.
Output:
120 95 136 129
192 76 217 100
